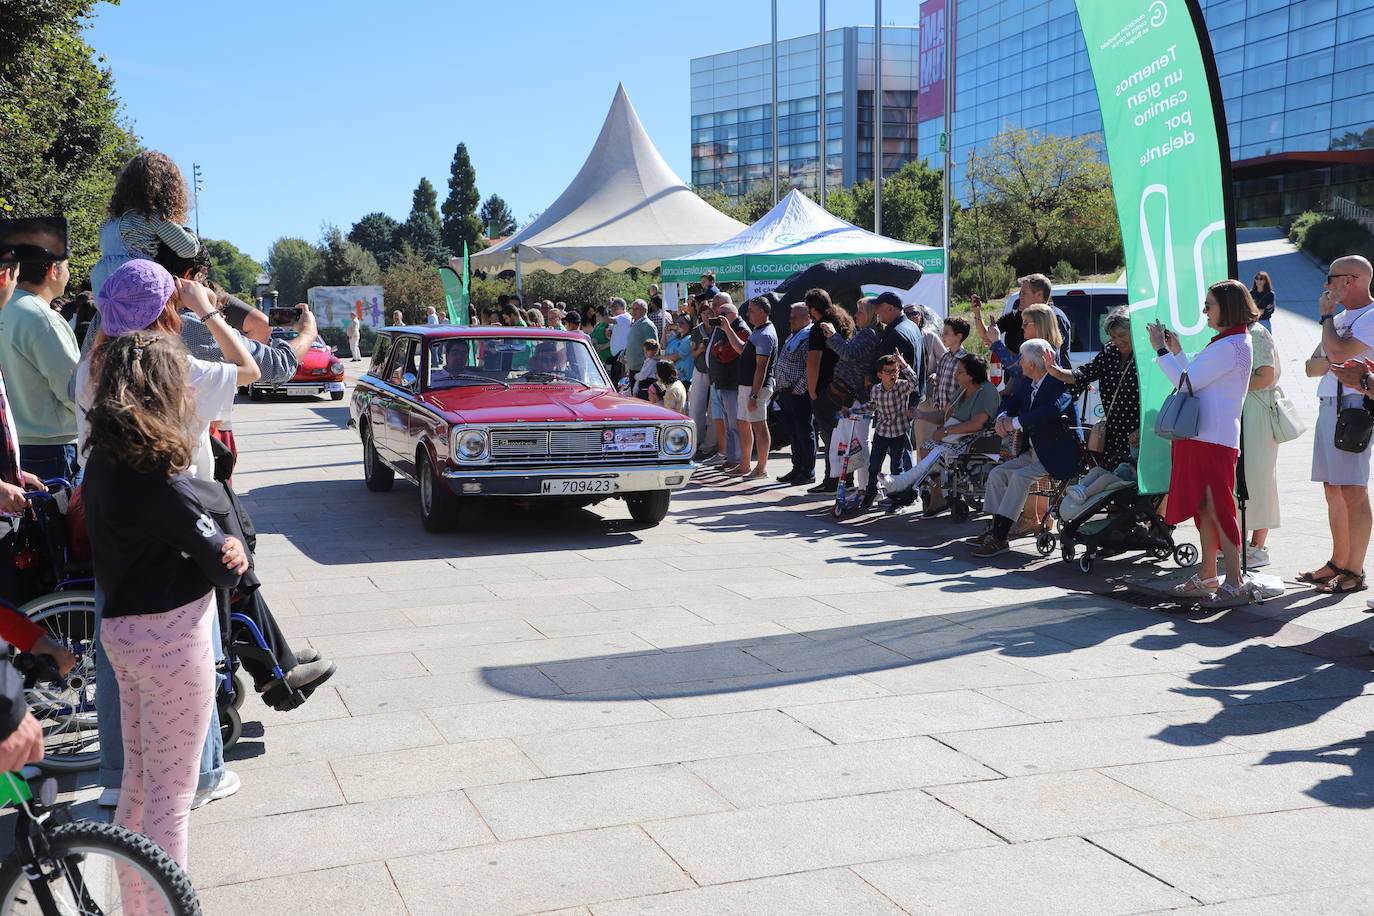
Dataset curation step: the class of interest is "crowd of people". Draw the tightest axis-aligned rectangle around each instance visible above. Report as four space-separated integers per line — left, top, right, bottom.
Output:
0 150 338 896
529 265 1374 622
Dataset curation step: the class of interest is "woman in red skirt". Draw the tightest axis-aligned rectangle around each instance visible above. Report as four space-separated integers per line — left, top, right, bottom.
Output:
1148 279 1260 607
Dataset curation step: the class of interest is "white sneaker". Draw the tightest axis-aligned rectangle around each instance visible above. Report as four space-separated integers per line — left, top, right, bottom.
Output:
1245 545 1271 568
192 769 241 810
97 787 120 808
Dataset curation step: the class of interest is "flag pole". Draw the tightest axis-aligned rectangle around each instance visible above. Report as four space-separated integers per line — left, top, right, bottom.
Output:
772 0 780 205
874 0 883 234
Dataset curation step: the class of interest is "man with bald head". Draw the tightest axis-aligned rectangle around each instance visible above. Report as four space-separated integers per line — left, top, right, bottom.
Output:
1309 254 1374 593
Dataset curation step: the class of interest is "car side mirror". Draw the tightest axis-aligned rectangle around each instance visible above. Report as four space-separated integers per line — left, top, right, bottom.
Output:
401 372 419 391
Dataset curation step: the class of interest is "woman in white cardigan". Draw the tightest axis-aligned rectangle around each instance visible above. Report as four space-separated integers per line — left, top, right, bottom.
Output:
1147 279 1259 607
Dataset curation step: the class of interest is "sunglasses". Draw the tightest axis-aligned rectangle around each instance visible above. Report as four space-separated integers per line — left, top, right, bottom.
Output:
1328 273 1357 283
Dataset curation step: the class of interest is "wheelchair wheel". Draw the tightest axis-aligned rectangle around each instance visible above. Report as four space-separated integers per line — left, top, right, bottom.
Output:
232 669 248 711
1035 531 1057 556
220 702 243 752
949 498 970 523
20 591 99 773
1173 543 1199 567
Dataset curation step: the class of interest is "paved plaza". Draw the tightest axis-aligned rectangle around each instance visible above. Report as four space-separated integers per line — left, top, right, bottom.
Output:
136 232 1374 913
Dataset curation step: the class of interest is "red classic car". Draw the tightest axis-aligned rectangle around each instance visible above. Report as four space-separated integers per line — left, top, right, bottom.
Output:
348 326 696 530
249 331 346 400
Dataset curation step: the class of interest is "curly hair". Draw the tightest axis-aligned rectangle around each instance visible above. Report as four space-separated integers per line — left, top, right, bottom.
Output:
108 151 189 223
804 288 855 340
85 332 193 476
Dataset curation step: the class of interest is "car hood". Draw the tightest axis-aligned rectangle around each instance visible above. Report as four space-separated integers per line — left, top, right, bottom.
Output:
420 385 687 425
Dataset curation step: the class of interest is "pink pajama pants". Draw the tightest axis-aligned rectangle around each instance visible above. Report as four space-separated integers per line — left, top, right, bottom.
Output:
101 591 216 906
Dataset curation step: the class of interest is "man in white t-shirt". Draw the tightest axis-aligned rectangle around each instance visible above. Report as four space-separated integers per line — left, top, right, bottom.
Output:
1307 255 1374 596
346 315 362 361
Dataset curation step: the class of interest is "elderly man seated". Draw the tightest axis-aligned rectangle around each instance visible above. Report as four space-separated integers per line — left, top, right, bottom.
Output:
970 338 1082 558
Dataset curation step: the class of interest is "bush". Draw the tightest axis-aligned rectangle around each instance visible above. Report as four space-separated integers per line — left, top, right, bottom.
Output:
1288 210 1326 248
1302 217 1374 264
1050 259 1081 283
952 260 1016 301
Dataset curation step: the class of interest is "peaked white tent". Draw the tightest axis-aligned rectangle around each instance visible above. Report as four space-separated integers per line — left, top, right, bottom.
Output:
662 189 948 312
467 84 746 279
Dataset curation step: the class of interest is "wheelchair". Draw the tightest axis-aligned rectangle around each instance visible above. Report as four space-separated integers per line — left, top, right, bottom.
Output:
920 432 1005 523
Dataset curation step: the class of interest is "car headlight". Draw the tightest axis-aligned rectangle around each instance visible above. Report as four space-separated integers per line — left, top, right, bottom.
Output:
453 429 489 461
661 425 693 456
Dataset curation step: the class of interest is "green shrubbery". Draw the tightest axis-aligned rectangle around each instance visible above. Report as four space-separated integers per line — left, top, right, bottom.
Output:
1050 259 1081 283
951 261 1016 301
1288 212 1374 264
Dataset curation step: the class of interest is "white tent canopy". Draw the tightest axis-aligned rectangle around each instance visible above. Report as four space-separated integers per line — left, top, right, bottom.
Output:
467 84 746 277
661 189 948 312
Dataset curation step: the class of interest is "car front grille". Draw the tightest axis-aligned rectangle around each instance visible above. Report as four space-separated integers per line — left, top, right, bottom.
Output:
488 426 661 463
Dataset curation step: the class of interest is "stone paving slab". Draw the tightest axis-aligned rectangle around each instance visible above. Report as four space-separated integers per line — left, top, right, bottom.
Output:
588 869 908 916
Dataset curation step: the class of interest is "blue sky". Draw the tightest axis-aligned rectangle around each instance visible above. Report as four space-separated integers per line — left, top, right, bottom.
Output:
85 0 917 264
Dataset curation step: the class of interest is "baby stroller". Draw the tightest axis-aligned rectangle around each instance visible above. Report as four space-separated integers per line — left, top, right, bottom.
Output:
1051 466 1198 573
205 440 334 749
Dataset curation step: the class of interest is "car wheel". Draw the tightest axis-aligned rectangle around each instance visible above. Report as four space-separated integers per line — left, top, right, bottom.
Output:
249 386 264 401
362 424 394 492
626 489 671 525
331 390 344 401
418 450 461 532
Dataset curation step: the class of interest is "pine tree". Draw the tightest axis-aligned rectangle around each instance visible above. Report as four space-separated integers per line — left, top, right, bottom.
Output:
411 177 441 226
348 212 402 269
478 194 517 238
440 143 482 253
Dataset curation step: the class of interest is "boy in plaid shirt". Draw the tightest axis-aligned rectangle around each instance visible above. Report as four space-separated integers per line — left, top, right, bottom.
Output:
863 353 918 509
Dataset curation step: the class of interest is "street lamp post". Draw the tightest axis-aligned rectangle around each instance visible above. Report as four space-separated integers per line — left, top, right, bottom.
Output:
192 163 204 237
874 0 883 235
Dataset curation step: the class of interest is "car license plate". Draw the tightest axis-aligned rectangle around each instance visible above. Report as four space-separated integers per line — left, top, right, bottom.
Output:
541 478 616 495
287 388 317 397
601 427 656 453
324 382 345 392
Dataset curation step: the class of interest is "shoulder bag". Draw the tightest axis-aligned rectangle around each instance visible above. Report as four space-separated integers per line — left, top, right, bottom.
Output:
1088 365 1128 453
1154 371 1200 441
1334 381 1374 453
1267 386 1305 444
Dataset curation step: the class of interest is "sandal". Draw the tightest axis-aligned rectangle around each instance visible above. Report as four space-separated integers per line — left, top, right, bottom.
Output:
1297 560 1340 586
1170 574 1219 599
1316 568 1368 595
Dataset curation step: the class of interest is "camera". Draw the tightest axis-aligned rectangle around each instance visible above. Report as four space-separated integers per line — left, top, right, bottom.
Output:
708 316 722 327
268 306 302 326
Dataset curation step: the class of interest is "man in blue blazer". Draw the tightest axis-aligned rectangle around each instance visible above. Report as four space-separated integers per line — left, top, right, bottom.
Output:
972 338 1082 558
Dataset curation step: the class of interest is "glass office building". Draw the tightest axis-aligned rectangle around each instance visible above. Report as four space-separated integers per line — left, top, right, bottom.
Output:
691 27 920 201
917 0 1374 223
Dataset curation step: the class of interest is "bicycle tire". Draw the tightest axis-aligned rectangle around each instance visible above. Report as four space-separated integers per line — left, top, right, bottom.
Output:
21 594 100 773
0 820 201 915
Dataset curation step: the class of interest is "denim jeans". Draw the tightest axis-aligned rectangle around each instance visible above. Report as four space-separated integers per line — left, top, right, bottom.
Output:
20 443 77 483
778 392 816 478
866 434 914 496
95 583 225 791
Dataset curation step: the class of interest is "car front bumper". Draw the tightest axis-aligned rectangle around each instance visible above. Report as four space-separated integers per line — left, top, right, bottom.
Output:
442 462 696 497
254 380 345 394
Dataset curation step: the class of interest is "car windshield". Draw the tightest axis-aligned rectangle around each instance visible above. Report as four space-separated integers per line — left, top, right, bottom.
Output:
427 336 608 389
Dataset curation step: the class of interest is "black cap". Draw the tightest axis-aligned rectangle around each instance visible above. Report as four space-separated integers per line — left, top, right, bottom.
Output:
874 291 904 310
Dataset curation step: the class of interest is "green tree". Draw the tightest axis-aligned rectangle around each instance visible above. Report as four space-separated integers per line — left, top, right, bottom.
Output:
478 194 516 238
966 126 1121 275
823 159 944 244
403 177 450 266
0 0 141 289
410 177 440 225
380 244 443 324
347 211 402 269
695 182 774 224
441 143 483 253
264 236 321 305
203 238 263 295
312 225 380 287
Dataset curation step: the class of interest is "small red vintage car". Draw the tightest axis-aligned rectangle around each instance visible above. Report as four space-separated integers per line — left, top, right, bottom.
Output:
250 331 346 400
348 326 696 530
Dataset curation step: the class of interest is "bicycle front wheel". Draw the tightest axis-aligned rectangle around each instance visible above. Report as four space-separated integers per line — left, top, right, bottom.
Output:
0 820 201 915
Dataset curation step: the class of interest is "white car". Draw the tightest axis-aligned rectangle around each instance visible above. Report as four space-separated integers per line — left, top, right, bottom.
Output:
1000 282 1129 425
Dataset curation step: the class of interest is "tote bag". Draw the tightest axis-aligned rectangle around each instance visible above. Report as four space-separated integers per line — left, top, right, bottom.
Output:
1267 386 1305 444
1154 372 1200 441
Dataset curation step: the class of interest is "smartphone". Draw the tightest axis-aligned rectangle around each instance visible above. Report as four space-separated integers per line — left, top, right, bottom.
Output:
0 216 70 260
269 306 302 326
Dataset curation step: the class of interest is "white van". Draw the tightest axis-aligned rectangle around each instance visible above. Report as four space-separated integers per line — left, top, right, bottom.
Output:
1000 282 1130 426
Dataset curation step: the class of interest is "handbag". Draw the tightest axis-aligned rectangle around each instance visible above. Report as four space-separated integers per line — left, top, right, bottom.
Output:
1154 372 1200 441
1334 382 1374 453
1267 385 1305 444
1088 366 1128 453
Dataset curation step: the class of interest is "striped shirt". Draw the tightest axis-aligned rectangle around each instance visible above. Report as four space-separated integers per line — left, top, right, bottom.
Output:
116 213 200 261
